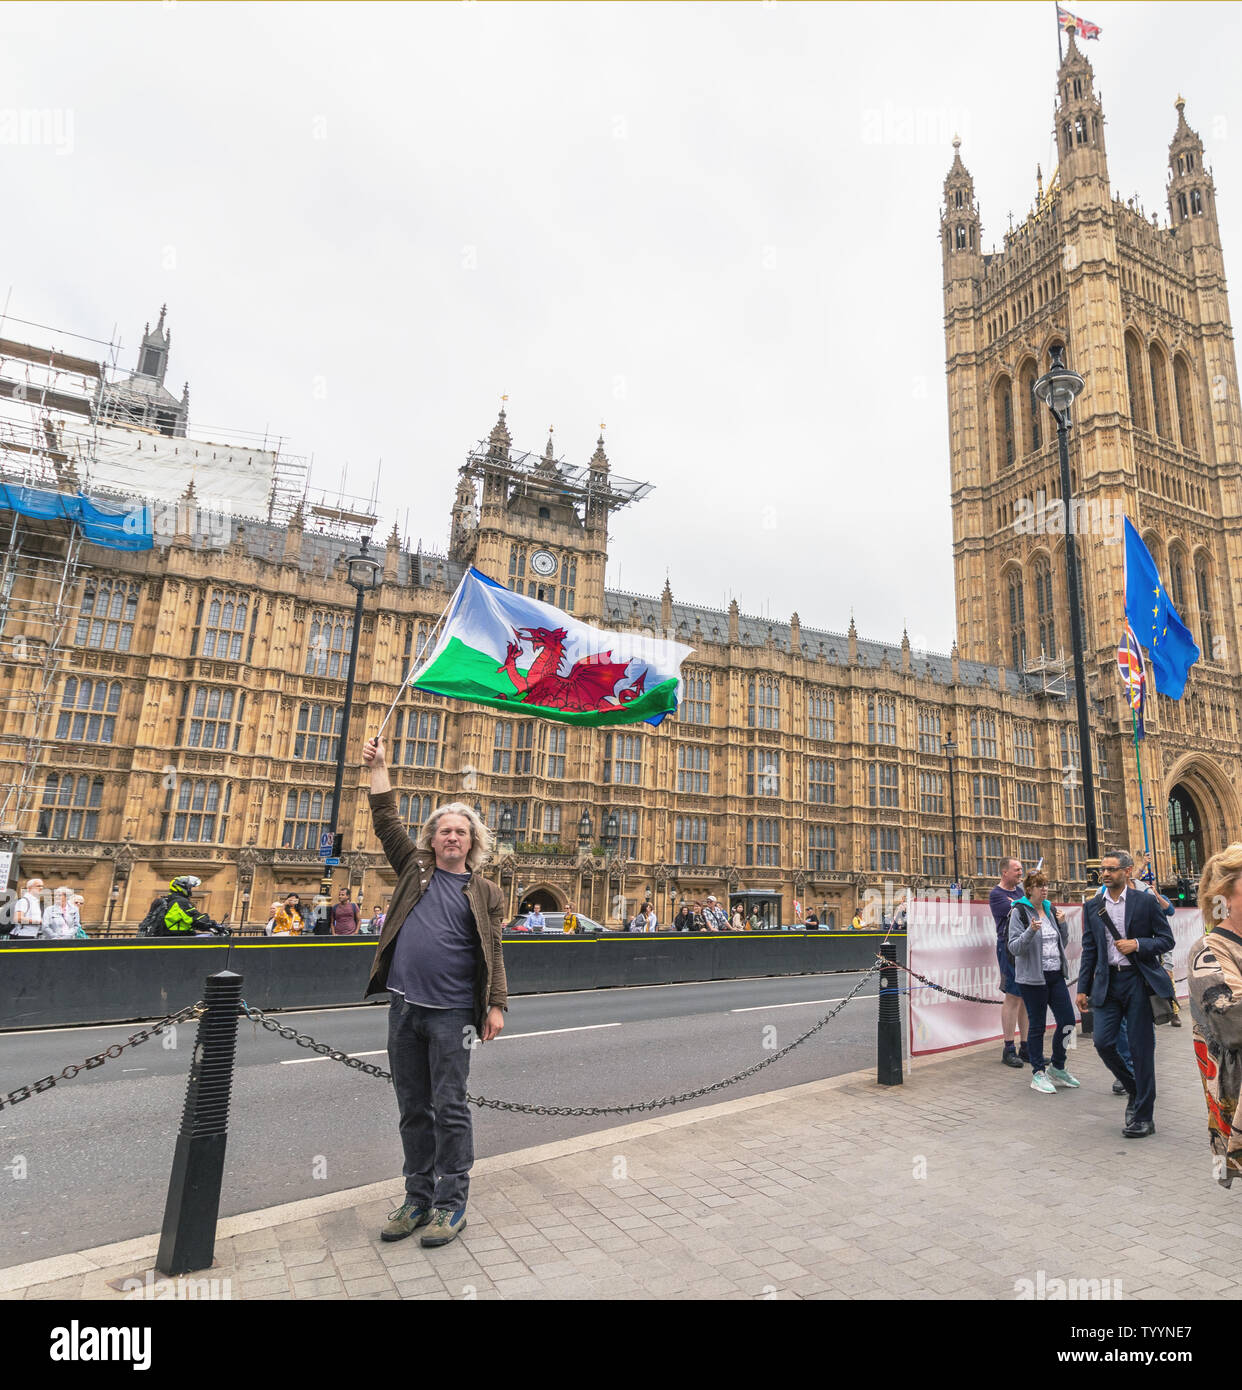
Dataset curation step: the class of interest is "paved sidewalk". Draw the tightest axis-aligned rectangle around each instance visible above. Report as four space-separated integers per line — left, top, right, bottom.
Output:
3 1026 1236 1301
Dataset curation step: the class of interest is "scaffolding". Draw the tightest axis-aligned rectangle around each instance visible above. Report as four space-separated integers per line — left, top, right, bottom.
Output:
463 438 653 518
1022 650 1071 699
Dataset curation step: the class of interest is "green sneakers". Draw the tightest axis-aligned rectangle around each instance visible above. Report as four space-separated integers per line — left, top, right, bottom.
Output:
1030 1071 1057 1094
1046 1065 1080 1088
381 1199 433 1242
420 1206 468 1248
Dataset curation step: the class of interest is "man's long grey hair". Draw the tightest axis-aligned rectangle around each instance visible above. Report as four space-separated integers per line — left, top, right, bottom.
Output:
415 801 494 872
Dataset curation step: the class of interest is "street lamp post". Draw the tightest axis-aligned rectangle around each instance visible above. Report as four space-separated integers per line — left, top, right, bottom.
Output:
1145 797 1160 883
1034 345 1099 885
603 810 620 926
321 537 381 915
942 732 961 890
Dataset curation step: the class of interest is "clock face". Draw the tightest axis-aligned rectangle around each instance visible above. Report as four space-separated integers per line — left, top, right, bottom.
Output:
530 550 558 577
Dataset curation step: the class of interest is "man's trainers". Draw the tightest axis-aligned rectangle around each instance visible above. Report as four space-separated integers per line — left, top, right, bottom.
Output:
420 1206 467 1248
1046 1065 1080 1088
1030 1071 1057 1094
1002 1047 1025 1069
381 1199 432 1242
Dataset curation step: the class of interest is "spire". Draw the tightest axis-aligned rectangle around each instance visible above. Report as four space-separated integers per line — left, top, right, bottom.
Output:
589 426 609 472
661 577 672 630
287 497 305 531
847 614 858 665
901 626 911 675
727 597 739 645
941 135 980 268
1053 24 1108 184
790 611 801 651
487 402 512 461
1167 95 1217 240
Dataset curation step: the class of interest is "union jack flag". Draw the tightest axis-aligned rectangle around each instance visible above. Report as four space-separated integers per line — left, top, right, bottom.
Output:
1117 624 1146 737
1057 5 1102 39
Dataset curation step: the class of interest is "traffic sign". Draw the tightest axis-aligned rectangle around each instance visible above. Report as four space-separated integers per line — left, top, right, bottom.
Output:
325 857 341 867
318 831 333 858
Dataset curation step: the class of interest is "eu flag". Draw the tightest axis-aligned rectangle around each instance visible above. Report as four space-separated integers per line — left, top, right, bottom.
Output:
1123 517 1200 699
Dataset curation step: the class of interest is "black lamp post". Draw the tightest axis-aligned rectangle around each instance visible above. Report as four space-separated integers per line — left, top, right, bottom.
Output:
942 732 961 890
1145 797 1160 883
322 536 381 909
602 811 621 927
1034 344 1099 885
577 810 593 850
498 806 514 854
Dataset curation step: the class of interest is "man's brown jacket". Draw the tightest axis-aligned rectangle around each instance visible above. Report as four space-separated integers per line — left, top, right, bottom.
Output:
365 790 508 1035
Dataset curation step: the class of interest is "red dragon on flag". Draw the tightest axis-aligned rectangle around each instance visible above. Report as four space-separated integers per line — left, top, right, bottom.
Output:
498 626 648 712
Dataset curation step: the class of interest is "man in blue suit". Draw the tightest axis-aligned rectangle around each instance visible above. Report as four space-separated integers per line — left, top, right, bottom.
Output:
1076 850 1176 1138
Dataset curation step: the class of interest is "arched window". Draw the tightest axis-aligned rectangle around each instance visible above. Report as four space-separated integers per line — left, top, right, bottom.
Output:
1195 554 1216 660
1124 331 1148 431
1173 354 1198 452
994 376 1015 470
1018 359 1040 455
1032 558 1055 656
1007 570 1027 670
955 225 967 250
1148 344 1172 440
1191 189 1203 215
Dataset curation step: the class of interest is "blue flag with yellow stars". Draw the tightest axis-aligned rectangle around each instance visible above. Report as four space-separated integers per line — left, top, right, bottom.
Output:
1123 517 1200 699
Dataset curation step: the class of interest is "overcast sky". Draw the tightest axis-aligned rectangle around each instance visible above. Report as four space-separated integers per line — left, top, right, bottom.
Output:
4 0 1240 654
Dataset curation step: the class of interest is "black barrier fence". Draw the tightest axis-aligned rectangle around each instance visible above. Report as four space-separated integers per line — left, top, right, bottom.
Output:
0 931 906 1031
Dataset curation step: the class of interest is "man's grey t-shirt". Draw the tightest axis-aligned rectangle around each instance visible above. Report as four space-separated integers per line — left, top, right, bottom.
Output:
387 869 479 1009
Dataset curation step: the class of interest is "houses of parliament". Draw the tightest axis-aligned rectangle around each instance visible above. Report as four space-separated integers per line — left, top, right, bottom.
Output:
2 33 1239 929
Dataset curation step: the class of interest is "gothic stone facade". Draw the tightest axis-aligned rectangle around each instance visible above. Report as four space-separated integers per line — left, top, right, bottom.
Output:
942 32 1242 883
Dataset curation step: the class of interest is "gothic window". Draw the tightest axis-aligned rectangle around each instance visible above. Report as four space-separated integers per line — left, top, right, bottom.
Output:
994 376 1015 469
1173 354 1198 452
1016 781 1040 822
674 816 708 866
972 774 1001 818
871 827 901 873
680 671 712 725
955 190 963 208
746 818 780 868
76 579 139 652
56 677 121 743
955 225 967 250
1195 555 1216 660
868 695 897 745
970 714 998 758
919 772 944 814
37 773 103 840
807 759 834 805
202 591 248 660
603 732 642 785
807 688 834 740
1018 359 1040 454
305 611 352 678
392 708 442 767
1177 191 1189 221
808 825 836 873
868 762 899 808
1014 723 1035 768
1169 546 1188 613
280 789 332 851
1007 569 1026 670
747 749 780 797
1191 189 1203 215
916 707 941 753
538 723 567 778
677 744 710 795
294 702 343 762
1074 115 1087 145
1148 344 1172 440
921 833 945 878
185 687 241 750
1124 331 1148 431
398 793 432 829
748 677 780 729
171 779 229 844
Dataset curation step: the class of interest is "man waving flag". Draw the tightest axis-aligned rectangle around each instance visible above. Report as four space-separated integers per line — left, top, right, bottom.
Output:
1123 518 1199 699
401 567 693 727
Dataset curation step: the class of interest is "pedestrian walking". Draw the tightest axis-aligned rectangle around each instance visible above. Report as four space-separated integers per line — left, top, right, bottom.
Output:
331 887 360 936
10 878 45 938
989 857 1031 1068
364 734 506 1249
1077 849 1176 1138
1188 843 1242 1187
1006 868 1079 1095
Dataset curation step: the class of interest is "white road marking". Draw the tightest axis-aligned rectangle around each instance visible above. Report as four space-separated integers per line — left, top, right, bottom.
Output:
730 995 878 1013
279 1049 388 1066
121 1068 148 1072
498 1022 622 1041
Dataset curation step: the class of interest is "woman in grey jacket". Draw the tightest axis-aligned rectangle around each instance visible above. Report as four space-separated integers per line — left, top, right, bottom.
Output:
1006 869 1080 1095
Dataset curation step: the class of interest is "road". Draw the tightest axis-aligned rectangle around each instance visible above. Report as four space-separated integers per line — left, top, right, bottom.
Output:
0 970 895 1265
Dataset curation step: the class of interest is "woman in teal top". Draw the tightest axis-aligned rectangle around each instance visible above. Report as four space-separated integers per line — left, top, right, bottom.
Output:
1006 869 1080 1095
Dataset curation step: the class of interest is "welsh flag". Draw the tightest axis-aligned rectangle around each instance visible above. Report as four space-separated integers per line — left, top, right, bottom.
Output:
1057 4 1101 39
409 568 693 727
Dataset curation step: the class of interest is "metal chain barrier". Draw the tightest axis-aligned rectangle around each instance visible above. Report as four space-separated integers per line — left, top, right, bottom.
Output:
0 1001 205 1112
242 964 884 1117
879 955 1003 1006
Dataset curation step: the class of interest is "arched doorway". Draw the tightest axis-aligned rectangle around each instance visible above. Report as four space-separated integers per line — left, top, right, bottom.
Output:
1167 785 1206 878
517 885 563 913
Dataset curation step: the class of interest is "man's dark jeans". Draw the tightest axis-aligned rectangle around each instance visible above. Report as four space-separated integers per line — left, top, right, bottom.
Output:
388 999 476 1210
1091 969 1156 1124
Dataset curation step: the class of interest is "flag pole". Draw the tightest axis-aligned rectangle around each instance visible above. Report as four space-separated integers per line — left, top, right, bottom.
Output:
373 596 453 740
1131 699 1151 872
1057 3 1064 62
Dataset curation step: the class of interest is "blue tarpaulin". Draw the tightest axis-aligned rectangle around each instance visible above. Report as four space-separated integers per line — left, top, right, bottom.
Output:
0 484 152 550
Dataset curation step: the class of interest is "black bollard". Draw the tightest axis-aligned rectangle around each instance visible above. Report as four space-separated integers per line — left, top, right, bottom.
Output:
156 969 243 1276
877 942 903 1086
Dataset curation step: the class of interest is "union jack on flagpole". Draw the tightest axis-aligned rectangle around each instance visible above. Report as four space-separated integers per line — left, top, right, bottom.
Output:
1117 623 1146 737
